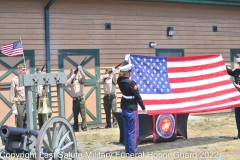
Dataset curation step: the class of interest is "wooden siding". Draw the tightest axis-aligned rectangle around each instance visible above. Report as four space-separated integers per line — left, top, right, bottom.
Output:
1 0 240 126
49 0 240 65
0 0 48 66
47 0 240 116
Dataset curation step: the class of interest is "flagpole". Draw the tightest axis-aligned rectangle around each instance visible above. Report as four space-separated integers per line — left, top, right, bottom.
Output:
20 37 26 69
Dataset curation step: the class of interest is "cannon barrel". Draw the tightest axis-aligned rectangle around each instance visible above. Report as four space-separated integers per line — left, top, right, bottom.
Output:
0 125 39 139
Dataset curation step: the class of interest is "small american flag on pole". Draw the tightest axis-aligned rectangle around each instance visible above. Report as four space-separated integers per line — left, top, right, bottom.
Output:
130 54 240 115
1 40 23 56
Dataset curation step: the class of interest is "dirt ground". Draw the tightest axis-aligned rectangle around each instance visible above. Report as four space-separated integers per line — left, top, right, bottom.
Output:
75 112 240 160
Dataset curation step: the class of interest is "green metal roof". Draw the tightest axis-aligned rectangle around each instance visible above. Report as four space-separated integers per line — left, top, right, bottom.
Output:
128 0 240 6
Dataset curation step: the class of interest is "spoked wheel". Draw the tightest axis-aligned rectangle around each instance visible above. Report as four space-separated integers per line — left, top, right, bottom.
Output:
36 116 77 160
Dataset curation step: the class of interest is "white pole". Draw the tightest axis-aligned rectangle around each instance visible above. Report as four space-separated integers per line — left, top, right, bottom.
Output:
20 37 26 69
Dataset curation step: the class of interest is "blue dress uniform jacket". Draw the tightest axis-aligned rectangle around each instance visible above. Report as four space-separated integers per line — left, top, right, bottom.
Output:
226 66 240 138
117 77 145 111
117 76 145 155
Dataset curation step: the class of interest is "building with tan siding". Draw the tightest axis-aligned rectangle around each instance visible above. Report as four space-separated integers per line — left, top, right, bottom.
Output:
0 0 240 127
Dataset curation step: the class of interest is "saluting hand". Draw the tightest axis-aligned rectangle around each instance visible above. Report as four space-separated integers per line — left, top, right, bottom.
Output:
125 54 130 61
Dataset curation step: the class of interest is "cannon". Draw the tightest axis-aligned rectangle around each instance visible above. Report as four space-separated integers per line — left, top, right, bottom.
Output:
0 72 78 160
0 117 77 159
0 125 38 153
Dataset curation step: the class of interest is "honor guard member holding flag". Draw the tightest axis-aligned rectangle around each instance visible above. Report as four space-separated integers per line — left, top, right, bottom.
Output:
98 68 118 128
10 63 27 128
117 63 146 155
65 66 87 132
226 58 240 139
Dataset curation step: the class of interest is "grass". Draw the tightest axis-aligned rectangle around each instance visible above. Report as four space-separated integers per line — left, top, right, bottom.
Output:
1 112 240 159
75 112 240 160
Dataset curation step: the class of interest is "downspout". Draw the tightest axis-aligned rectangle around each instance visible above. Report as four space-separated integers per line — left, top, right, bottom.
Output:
45 0 55 109
45 0 55 73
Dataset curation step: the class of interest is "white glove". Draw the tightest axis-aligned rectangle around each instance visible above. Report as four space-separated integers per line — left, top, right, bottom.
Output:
12 109 18 115
141 109 147 114
71 74 76 79
78 66 82 71
112 68 116 74
125 54 130 61
104 74 109 78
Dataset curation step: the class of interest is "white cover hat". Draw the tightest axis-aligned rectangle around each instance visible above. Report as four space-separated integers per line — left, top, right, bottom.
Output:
120 64 133 72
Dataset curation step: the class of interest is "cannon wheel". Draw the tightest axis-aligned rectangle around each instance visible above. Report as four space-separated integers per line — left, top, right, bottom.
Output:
36 116 77 160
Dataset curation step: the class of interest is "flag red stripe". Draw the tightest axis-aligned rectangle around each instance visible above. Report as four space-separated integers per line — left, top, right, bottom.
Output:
143 88 236 105
167 61 225 73
169 70 227 83
171 80 233 93
147 97 240 114
12 49 23 54
147 103 238 115
130 54 240 114
166 54 220 62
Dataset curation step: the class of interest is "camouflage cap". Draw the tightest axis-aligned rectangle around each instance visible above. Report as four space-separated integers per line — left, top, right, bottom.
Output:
35 66 41 72
70 69 75 74
105 68 111 73
17 63 25 69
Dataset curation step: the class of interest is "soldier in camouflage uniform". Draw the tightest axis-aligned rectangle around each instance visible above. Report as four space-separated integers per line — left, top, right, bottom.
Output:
65 66 87 132
98 68 118 128
10 63 27 128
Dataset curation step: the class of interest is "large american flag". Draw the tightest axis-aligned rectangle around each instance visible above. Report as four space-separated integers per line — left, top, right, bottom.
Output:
1 40 23 56
130 54 240 114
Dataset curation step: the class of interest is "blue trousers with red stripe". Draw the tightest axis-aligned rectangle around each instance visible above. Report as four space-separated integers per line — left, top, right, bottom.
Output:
121 109 139 154
235 107 240 138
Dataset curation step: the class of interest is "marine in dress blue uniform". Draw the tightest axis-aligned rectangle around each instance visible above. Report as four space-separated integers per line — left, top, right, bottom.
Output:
226 58 240 139
117 63 146 154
